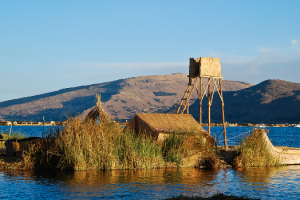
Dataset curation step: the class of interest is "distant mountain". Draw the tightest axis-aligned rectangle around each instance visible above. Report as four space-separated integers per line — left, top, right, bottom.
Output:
189 79 300 124
0 73 252 122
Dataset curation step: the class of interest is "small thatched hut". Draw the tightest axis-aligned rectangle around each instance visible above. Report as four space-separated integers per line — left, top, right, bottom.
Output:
125 113 212 141
5 137 41 157
82 94 112 124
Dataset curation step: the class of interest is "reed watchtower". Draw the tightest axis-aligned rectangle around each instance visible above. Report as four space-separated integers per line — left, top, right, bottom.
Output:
176 57 228 150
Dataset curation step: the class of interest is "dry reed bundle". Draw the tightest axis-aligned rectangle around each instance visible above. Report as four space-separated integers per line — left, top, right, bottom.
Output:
85 94 112 124
21 96 217 170
233 129 281 167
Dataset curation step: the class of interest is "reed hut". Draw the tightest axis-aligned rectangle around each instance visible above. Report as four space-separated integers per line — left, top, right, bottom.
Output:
83 94 112 124
5 137 41 157
125 113 212 142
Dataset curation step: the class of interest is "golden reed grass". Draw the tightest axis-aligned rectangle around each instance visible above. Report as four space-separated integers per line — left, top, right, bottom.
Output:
22 118 162 170
22 117 213 170
233 129 281 167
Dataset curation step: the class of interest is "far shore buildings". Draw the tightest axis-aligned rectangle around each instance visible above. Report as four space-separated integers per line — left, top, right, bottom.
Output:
0 121 12 126
0 121 59 126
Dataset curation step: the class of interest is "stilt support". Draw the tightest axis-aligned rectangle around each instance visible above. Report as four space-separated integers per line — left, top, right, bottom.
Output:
178 57 227 150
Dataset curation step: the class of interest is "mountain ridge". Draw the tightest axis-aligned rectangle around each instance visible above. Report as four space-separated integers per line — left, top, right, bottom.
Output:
189 79 300 124
0 73 253 122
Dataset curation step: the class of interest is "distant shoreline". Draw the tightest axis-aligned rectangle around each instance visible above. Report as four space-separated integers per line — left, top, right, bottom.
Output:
0 121 63 126
202 123 300 127
0 121 299 127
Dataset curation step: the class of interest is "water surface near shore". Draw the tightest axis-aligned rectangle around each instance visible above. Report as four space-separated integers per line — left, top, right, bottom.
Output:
1 126 300 199
1 166 300 199
203 126 300 147
1 126 300 147
0 125 54 138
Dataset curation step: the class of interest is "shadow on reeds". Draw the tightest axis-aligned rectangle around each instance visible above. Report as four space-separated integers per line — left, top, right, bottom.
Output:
162 131 214 166
0 131 26 149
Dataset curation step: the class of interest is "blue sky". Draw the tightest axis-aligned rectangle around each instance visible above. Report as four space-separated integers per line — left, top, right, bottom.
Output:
1 0 300 102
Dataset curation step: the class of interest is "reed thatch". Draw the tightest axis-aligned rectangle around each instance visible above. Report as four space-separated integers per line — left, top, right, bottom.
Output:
84 94 112 123
256 129 300 165
189 57 221 77
125 113 208 139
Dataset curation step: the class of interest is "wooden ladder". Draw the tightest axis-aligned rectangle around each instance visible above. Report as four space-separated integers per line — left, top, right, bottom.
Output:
176 77 198 114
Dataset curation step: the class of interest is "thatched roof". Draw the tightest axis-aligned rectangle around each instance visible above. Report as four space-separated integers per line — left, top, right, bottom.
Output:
83 94 111 123
125 113 206 138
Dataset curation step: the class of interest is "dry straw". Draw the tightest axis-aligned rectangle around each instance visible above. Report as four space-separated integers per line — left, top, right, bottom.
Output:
85 94 112 124
233 129 281 167
20 95 217 170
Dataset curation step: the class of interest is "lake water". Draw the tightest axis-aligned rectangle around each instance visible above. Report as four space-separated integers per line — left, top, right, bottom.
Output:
1 126 300 199
202 126 300 148
1 125 300 148
0 125 54 138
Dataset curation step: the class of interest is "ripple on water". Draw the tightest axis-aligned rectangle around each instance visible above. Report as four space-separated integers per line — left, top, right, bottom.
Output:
0 166 300 199
1 126 300 148
1 126 300 199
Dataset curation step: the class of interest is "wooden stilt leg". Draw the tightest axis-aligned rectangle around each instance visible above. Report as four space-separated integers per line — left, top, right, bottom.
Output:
186 78 192 114
219 79 228 150
187 102 189 114
199 77 202 125
208 78 211 135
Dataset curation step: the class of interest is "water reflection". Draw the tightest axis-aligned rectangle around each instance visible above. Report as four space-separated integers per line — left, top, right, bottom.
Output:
1 166 300 199
234 166 300 199
237 165 300 184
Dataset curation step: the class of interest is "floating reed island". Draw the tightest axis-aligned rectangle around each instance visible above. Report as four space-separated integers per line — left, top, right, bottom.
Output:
1 95 300 170
0 95 215 170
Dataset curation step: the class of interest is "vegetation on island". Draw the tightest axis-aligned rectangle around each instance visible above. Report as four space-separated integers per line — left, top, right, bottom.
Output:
20 117 214 170
0 96 288 170
0 118 285 170
0 120 284 170
232 129 281 167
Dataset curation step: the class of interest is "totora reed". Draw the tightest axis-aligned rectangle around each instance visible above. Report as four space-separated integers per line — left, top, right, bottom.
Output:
21 95 214 170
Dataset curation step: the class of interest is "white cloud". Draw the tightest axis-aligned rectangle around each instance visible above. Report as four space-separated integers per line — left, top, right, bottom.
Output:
220 45 300 84
65 62 187 70
2 45 300 102
291 39 300 44
59 45 300 87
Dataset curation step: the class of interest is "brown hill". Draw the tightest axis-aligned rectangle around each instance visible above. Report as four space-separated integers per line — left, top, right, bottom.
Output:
0 73 252 122
189 79 300 124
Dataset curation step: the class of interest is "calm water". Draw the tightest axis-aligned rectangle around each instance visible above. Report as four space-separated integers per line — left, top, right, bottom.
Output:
1 166 300 199
1 125 300 147
203 126 300 148
0 126 300 199
0 125 55 138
